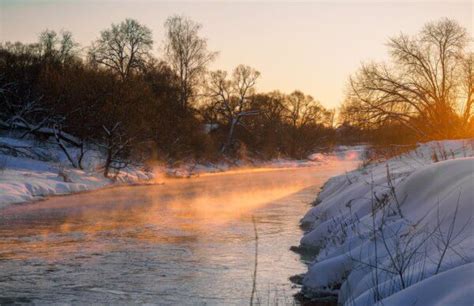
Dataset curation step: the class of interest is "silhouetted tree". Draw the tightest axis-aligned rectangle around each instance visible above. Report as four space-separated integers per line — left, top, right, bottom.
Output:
282 91 332 157
349 19 470 139
38 30 78 64
163 15 217 109
89 19 153 81
285 91 327 130
207 65 260 154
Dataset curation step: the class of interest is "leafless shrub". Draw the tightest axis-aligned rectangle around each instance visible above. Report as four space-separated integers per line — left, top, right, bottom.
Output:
361 144 416 168
346 173 470 304
431 192 471 275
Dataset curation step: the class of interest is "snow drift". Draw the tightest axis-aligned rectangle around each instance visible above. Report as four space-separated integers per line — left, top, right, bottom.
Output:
299 139 474 305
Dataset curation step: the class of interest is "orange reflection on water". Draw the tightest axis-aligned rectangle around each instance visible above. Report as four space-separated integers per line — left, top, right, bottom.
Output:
0 163 356 262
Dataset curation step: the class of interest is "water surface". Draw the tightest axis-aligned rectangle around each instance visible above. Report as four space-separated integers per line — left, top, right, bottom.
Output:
0 160 356 305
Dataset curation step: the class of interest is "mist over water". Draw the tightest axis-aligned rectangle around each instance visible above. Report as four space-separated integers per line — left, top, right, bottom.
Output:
0 159 357 304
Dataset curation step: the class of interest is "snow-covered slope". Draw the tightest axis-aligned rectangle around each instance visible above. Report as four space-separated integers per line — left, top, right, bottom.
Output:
299 139 474 305
0 136 153 208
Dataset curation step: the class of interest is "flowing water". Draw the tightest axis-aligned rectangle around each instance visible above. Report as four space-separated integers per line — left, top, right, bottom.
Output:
0 159 357 305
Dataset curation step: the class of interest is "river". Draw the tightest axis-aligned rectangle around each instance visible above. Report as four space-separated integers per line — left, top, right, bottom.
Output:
0 159 357 305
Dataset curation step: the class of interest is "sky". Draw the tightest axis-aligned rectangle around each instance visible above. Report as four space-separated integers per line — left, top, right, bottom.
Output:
0 0 472 108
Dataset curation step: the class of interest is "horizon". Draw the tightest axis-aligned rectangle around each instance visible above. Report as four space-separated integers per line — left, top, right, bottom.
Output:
1 0 472 108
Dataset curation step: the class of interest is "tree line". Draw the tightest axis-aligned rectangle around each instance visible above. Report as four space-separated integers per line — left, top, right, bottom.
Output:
1 17 472 177
0 16 335 177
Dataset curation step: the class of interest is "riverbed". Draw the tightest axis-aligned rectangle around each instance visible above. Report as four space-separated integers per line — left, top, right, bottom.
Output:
0 160 357 304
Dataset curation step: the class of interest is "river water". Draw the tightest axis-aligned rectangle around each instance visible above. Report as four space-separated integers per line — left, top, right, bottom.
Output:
0 159 357 305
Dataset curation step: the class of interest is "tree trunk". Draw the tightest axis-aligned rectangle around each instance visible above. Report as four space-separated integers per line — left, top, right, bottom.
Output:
222 117 237 154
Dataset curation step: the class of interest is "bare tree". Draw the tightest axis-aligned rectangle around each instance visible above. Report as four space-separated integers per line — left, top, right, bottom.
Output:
38 30 57 58
282 91 331 157
339 97 370 128
89 19 153 81
349 19 470 138
163 15 217 109
207 65 260 153
101 122 133 178
255 91 287 123
38 29 78 63
285 91 328 129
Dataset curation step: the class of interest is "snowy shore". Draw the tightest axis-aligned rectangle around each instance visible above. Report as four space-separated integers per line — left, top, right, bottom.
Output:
299 139 474 305
0 136 154 208
161 146 363 178
0 134 363 209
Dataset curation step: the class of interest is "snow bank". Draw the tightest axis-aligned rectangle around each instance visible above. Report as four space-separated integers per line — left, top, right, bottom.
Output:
0 136 153 208
0 135 363 208
299 139 474 305
164 145 365 178
376 263 474 306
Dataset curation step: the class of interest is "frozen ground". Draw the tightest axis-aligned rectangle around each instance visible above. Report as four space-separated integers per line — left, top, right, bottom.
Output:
299 139 474 305
0 135 153 208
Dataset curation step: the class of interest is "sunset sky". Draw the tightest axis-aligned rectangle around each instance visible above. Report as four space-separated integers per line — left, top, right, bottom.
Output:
1 0 472 108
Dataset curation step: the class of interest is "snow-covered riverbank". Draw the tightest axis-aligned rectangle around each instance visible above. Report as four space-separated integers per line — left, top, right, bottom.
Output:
299 139 474 305
0 135 364 209
0 136 153 208
161 146 364 178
